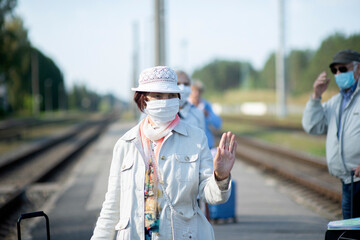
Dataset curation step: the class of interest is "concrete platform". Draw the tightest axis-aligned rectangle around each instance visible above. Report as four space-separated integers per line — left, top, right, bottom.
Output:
28 119 329 240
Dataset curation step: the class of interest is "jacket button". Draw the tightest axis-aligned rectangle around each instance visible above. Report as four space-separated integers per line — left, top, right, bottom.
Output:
185 156 190 161
160 155 166 160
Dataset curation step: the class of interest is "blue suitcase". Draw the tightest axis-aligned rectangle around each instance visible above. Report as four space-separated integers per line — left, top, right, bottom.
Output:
208 180 236 222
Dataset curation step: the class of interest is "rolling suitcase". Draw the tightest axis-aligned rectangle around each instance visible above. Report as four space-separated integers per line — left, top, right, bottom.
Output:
208 180 236 222
17 211 51 240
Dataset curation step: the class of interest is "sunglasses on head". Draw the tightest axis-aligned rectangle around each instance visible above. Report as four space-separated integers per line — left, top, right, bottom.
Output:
330 66 349 74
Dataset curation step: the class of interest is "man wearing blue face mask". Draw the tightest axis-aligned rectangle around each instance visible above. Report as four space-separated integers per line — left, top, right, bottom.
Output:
302 49 360 219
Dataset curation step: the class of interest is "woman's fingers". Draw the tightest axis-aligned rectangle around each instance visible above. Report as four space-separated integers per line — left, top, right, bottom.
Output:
228 133 236 153
219 131 237 152
219 132 226 149
232 140 237 155
225 132 231 150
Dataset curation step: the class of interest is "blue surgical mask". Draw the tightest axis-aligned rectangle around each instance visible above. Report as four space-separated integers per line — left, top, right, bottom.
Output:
335 71 356 90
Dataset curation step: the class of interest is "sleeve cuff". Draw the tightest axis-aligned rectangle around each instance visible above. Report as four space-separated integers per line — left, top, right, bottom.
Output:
310 95 321 101
215 173 231 191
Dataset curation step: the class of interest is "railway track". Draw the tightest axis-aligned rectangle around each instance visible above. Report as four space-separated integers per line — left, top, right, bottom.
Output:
224 133 342 219
0 114 117 238
0 117 79 142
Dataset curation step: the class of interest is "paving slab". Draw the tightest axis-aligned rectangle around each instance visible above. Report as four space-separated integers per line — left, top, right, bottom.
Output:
213 160 328 240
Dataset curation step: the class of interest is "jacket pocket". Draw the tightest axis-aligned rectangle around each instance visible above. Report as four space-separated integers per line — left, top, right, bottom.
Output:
116 218 130 240
171 209 197 239
175 154 198 182
120 157 134 190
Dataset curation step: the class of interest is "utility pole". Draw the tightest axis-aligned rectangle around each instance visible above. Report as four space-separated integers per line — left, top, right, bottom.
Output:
276 0 287 117
31 50 40 116
181 39 188 71
58 81 65 111
132 21 140 118
154 0 166 66
45 78 52 113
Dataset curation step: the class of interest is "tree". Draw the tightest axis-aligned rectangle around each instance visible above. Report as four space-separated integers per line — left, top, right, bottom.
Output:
68 84 102 111
0 0 17 72
258 53 276 89
35 48 65 112
257 33 360 95
2 16 31 113
303 33 360 93
192 60 257 94
287 49 313 95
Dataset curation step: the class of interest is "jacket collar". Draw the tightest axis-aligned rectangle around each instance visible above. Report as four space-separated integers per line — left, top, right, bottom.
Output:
340 81 358 99
173 120 188 136
120 120 188 142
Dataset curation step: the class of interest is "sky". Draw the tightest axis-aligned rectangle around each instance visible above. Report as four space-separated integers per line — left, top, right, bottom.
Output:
15 0 360 102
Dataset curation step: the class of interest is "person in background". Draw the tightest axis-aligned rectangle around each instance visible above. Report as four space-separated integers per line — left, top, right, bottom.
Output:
189 81 222 149
176 70 206 132
91 66 237 240
302 49 360 219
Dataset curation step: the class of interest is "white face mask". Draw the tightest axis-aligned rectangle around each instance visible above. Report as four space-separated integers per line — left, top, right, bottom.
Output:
145 98 179 125
178 84 192 107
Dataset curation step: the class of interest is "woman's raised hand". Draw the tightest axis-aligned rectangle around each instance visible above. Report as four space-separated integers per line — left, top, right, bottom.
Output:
213 131 237 181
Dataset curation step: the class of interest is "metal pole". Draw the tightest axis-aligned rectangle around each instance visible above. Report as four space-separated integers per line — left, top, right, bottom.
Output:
58 82 64 111
132 21 140 119
31 50 40 115
181 39 188 71
351 170 355 218
276 0 287 117
45 78 52 113
154 0 166 66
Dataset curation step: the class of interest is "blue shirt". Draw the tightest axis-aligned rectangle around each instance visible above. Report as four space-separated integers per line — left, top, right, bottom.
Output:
197 99 222 148
338 82 358 138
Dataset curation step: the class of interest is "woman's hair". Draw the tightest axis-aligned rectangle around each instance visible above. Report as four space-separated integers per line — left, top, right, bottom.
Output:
176 70 191 85
133 91 181 112
133 91 148 112
192 80 205 93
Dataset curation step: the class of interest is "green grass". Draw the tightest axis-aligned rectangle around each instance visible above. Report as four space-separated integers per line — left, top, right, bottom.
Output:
205 89 328 157
222 121 326 157
207 89 339 105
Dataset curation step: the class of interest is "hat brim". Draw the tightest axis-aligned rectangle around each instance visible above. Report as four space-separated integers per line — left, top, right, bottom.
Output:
329 60 353 68
131 85 182 93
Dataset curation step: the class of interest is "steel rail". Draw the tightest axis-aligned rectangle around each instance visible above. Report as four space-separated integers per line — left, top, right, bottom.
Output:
229 134 341 203
0 114 116 237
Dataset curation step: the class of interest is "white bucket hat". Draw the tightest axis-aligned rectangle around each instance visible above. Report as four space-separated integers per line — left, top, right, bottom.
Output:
131 66 182 93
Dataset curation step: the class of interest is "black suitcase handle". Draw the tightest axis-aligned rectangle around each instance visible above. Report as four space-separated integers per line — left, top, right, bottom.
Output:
17 211 50 240
350 170 355 219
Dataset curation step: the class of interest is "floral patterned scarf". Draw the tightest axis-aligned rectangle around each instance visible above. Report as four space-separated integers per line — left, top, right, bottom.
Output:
139 114 180 232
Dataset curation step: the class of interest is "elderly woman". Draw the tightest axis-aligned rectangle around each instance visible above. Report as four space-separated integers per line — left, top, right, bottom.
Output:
176 70 206 132
91 66 237 240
